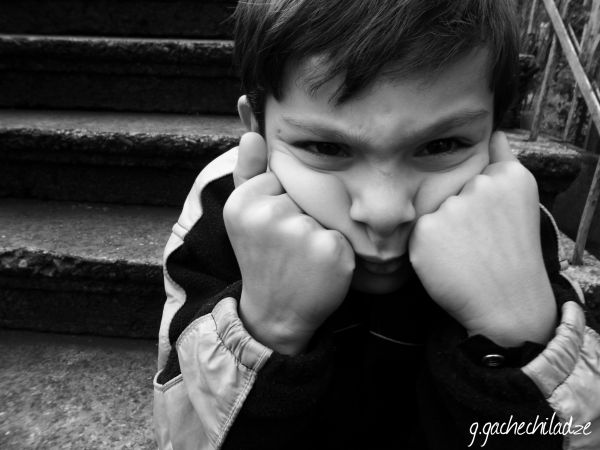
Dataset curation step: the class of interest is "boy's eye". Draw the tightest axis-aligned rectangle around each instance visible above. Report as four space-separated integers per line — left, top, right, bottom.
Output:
297 142 350 158
417 138 469 157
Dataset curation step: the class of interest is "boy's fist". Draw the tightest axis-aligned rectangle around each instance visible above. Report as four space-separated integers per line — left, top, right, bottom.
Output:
224 133 355 355
409 132 557 347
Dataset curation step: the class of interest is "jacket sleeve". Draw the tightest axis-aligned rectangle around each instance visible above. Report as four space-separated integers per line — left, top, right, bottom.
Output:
422 205 600 450
153 149 336 450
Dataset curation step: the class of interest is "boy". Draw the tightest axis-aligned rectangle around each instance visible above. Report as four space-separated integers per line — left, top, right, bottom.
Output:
154 1 600 449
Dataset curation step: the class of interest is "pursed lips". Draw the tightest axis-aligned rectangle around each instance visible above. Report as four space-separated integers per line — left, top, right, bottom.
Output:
355 253 409 275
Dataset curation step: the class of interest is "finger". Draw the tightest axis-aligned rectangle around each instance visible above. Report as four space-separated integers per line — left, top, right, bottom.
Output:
237 171 285 198
488 131 517 164
233 132 269 187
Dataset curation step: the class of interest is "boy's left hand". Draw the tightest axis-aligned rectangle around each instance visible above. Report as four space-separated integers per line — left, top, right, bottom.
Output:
409 132 557 347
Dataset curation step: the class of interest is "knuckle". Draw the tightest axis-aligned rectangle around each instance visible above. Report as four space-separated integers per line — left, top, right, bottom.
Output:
226 197 279 231
310 230 346 258
279 218 308 240
309 230 336 252
288 215 318 235
250 198 284 225
472 175 502 202
413 213 436 235
470 174 493 191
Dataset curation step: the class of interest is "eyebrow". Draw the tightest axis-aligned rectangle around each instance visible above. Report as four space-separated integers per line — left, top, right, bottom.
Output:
281 109 490 145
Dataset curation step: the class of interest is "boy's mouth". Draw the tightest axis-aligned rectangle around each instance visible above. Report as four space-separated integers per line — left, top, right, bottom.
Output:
356 254 409 275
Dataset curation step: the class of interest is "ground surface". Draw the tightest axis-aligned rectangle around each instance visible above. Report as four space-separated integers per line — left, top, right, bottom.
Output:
0 330 156 449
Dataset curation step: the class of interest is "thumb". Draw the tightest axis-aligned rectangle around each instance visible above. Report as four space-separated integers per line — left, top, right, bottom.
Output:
233 132 269 187
488 131 517 164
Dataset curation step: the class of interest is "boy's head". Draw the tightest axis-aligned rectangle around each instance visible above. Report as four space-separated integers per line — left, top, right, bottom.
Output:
234 0 519 132
233 0 520 294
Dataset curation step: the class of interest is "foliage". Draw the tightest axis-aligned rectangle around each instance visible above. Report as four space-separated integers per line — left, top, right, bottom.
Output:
517 0 595 143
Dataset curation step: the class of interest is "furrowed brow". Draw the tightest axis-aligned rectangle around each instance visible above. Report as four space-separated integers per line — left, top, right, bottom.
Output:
281 116 349 142
405 109 491 143
281 109 490 146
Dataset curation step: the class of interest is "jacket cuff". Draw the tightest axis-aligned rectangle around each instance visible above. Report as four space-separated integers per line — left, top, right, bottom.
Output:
177 296 273 374
175 297 273 449
521 301 587 394
521 301 600 448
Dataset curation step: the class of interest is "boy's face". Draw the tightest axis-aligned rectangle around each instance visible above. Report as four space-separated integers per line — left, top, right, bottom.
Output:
264 48 494 294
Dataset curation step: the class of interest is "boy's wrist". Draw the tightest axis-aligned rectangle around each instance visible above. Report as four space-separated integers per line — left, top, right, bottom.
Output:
466 301 557 347
238 299 315 356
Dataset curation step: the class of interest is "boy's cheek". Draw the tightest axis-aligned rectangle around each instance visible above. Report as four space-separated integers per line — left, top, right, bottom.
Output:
268 149 353 229
414 150 489 215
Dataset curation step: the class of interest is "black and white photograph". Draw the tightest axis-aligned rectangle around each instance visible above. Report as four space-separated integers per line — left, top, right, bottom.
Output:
1 0 599 448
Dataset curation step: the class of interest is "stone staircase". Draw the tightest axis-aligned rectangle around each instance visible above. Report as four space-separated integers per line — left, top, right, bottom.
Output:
0 1 599 448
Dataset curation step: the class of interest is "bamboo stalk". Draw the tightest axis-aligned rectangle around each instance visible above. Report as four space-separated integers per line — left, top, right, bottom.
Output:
563 90 580 141
527 0 540 35
529 38 558 141
567 23 581 53
529 0 573 141
573 161 600 264
543 0 600 129
563 0 600 141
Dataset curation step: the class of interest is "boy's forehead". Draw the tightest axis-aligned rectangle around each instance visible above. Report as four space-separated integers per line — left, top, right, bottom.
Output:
282 47 493 104
268 48 494 147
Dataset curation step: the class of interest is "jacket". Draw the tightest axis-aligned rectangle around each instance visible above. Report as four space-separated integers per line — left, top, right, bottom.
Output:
154 148 600 449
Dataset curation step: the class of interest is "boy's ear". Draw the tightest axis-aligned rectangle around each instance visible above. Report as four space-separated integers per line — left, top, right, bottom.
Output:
237 95 260 133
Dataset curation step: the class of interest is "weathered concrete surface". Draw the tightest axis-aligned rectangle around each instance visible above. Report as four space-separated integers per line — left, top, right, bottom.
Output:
0 199 178 337
0 0 237 38
0 109 244 141
0 109 244 165
0 110 244 205
0 199 176 264
0 35 239 113
0 35 234 72
0 330 156 449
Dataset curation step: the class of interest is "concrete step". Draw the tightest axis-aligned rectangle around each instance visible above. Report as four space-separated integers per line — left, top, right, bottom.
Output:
0 109 582 207
0 35 238 113
1 197 599 338
0 198 178 338
0 329 155 449
0 109 244 206
0 0 237 38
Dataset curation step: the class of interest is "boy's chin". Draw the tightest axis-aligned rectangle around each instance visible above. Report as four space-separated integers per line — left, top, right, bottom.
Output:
350 266 413 295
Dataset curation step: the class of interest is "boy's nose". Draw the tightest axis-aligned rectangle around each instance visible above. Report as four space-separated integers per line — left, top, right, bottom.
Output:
349 178 416 238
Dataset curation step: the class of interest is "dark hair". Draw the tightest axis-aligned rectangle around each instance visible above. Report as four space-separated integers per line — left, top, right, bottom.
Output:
233 0 519 131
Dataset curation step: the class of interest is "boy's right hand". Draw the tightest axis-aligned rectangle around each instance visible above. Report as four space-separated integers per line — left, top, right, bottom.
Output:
224 132 355 355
